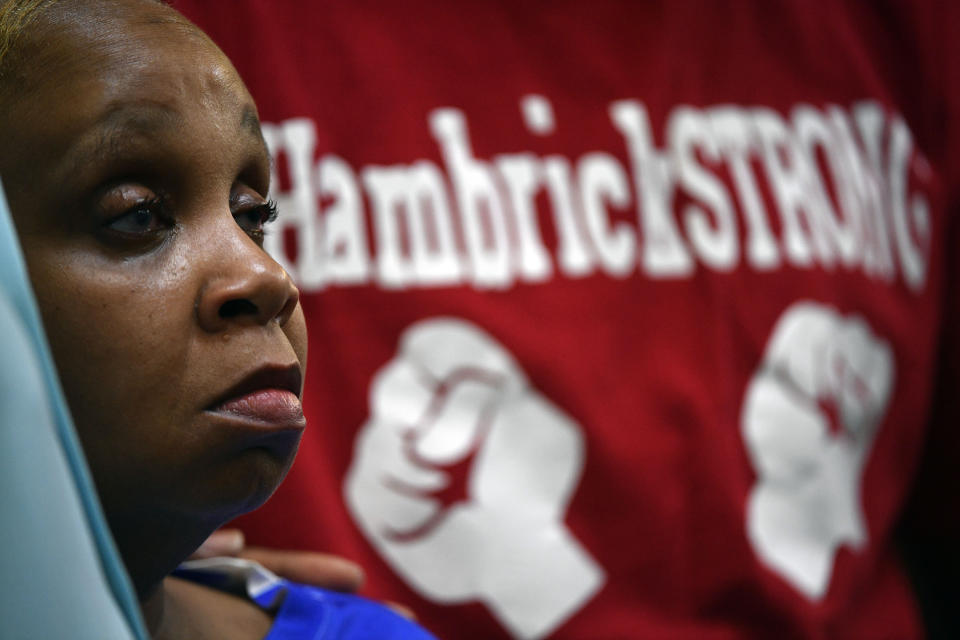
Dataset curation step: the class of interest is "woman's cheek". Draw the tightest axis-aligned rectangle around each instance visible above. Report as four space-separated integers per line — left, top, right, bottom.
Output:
287 303 309 371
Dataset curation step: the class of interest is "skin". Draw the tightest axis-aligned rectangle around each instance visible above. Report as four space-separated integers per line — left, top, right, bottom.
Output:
0 0 309 635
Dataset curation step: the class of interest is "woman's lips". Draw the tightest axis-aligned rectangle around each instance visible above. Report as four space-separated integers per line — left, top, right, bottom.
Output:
212 388 305 427
207 364 305 429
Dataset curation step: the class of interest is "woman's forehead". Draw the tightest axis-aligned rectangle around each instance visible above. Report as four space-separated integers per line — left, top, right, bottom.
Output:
4 0 252 136
20 0 221 79
22 0 193 37
0 0 268 220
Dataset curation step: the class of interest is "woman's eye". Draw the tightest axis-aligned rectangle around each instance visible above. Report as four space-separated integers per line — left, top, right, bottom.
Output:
234 199 279 241
102 196 172 238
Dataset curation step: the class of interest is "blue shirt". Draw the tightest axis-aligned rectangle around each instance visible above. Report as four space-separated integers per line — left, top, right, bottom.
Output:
175 557 439 640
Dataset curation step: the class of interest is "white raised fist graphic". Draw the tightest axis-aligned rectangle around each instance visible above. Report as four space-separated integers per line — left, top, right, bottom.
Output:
741 301 894 600
344 318 605 639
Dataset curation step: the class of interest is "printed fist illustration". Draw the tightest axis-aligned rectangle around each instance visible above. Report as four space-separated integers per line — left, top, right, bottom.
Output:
741 301 893 600
344 318 604 639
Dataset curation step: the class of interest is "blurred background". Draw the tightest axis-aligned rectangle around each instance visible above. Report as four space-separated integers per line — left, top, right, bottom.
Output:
172 2 959 638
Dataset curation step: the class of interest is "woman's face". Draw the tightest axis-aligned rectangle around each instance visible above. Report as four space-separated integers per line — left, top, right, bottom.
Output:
1 0 308 525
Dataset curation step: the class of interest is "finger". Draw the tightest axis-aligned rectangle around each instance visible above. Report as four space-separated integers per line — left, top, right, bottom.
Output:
384 601 417 621
375 489 440 533
403 318 526 388
371 359 433 426
190 528 245 559
361 422 449 491
415 376 499 463
237 547 365 592
764 304 837 397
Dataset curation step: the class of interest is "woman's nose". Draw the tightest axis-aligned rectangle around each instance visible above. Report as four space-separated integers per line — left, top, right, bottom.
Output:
195 231 300 333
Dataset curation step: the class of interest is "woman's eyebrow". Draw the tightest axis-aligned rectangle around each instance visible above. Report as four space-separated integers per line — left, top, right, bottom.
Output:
239 104 272 184
57 101 267 186
240 104 270 161
67 102 183 175
240 105 262 138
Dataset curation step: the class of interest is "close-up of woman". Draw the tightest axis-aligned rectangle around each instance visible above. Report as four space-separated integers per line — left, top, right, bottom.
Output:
3 0 958 639
0 0 436 637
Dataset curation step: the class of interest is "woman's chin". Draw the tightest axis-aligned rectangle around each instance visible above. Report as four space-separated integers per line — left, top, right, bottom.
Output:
194 446 299 521
232 446 299 512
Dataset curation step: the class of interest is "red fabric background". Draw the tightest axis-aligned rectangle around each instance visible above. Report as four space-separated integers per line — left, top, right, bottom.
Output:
172 2 958 638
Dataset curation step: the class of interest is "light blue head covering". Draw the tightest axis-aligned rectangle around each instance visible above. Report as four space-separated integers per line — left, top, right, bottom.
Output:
0 179 147 639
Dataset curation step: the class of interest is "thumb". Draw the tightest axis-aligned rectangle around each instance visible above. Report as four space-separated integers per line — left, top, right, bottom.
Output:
190 528 245 559
414 374 501 464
